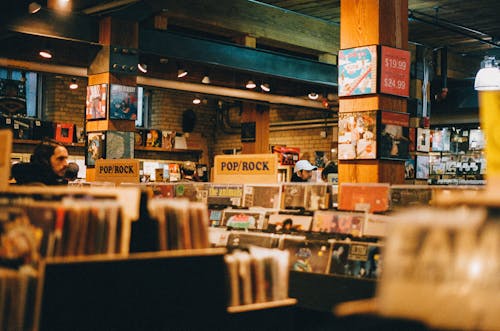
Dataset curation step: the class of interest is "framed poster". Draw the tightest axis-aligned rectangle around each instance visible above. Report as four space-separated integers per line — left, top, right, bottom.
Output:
379 46 411 97
416 128 431 152
86 84 107 120
106 131 134 159
416 155 429 179
86 132 105 167
431 128 451 152
379 111 410 160
338 111 377 160
405 157 416 179
469 129 484 151
338 45 378 96
109 84 138 120
54 123 74 144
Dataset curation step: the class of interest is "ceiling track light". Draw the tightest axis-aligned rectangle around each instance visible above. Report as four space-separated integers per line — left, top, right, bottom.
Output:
260 83 270 92
137 63 148 73
192 96 201 104
308 92 319 100
201 75 211 84
39 49 53 59
474 55 500 91
246 80 256 89
69 78 78 90
28 2 42 14
177 68 188 78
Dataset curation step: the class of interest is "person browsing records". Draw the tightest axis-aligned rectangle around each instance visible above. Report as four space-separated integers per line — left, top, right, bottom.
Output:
180 161 197 182
11 140 69 186
291 160 317 182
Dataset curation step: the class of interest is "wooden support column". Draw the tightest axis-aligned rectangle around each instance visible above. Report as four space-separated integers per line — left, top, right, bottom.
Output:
236 35 270 154
338 0 408 184
86 17 139 181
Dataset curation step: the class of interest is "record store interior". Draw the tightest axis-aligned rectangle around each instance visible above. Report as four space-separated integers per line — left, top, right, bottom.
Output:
0 0 500 330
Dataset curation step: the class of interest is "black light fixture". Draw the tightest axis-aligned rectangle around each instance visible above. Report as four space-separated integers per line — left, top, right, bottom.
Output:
177 67 188 78
260 83 270 92
308 92 319 100
39 49 53 59
137 63 148 73
69 78 78 90
28 2 41 14
246 80 256 89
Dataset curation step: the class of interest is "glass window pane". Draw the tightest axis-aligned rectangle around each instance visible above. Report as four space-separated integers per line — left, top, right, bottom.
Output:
136 86 144 127
25 72 37 117
0 69 7 79
11 71 22 81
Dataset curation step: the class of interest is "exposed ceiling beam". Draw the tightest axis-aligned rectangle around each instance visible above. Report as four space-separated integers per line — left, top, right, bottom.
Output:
0 58 87 77
82 0 141 15
144 0 340 54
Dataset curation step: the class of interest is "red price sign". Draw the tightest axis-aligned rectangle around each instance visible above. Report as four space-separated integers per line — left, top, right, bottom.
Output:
380 46 410 97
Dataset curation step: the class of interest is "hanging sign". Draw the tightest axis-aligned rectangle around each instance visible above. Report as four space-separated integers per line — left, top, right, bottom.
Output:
213 154 278 184
380 46 411 97
95 159 140 184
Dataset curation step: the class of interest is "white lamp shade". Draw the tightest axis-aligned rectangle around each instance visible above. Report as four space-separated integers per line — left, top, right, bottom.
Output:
474 65 500 91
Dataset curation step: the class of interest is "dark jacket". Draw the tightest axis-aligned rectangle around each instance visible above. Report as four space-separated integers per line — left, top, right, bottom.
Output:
291 172 308 182
11 162 66 186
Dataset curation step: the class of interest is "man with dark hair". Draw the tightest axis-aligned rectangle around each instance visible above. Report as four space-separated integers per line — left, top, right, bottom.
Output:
11 141 69 185
291 160 317 182
180 161 197 181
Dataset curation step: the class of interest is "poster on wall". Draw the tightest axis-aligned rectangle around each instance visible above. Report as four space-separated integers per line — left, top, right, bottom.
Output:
106 131 134 159
416 155 429 180
86 84 107 120
109 85 137 120
338 111 377 160
379 111 410 160
338 45 378 97
431 128 451 152
469 129 485 151
0 78 26 116
86 132 105 167
379 46 411 97
416 128 431 152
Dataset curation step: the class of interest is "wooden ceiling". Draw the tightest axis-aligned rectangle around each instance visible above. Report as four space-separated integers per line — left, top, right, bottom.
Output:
260 0 500 56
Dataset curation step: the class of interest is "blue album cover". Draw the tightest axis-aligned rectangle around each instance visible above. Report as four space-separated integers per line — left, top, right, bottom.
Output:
109 84 138 120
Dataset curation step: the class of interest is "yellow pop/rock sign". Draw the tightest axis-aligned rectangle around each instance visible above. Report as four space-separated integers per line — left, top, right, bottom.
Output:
213 154 278 184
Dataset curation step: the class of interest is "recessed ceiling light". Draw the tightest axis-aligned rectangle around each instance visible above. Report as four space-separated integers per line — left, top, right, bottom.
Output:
260 83 270 92
202 75 211 84
308 92 319 100
39 50 53 59
246 80 256 89
137 63 148 73
69 78 78 90
177 68 188 78
193 97 201 104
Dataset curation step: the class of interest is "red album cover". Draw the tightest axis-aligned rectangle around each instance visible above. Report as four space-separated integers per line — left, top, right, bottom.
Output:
272 146 300 165
54 123 74 144
338 183 390 213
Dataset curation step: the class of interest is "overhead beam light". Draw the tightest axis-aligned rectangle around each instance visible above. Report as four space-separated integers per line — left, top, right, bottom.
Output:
246 80 256 89
137 63 148 73
260 83 270 92
474 56 500 91
201 75 211 84
192 96 201 104
39 49 53 59
177 68 188 78
28 2 42 14
308 92 319 100
69 78 78 90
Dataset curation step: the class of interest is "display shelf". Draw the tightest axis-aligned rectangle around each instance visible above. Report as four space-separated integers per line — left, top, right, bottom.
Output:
135 146 202 154
227 298 297 314
13 139 85 147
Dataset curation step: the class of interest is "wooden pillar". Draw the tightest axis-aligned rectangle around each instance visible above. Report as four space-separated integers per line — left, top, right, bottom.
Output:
338 0 408 184
236 35 270 154
86 17 139 181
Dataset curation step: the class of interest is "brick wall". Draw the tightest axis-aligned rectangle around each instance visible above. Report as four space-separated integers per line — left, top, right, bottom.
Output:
43 76 87 128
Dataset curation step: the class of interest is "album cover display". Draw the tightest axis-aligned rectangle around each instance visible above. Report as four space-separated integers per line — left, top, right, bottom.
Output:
105 131 134 159
379 111 410 160
226 231 279 249
450 129 469 153
0 78 26 116
282 183 307 209
222 209 266 230
12 117 33 140
273 146 300 165
282 238 332 274
390 186 433 209
338 183 390 213
134 129 145 147
415 155 430 179
311 211 365 237
409 127 416 152
338 45 378 97
161 130 176 150
109 84 137 120
416 128 431 152
175 183 208 203
306 184 330 210
54 123 74 144
86 84 107 120
86 132 105 166
405 158 415 179
145 129 162 148
207 185 243 206
338 111 377 160
469 129 484 151
208 209 224 227
431 128 451 152
168 163 180 182
329 241 382 279
268 213 313 232
243 184 281 209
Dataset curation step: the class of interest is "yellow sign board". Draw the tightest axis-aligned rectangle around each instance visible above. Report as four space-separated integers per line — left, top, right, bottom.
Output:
95 159 140 184
0 130 12 190
213 154 278 184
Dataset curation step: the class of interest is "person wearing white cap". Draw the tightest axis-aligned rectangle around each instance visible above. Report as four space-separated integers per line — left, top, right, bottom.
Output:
291 160 318 182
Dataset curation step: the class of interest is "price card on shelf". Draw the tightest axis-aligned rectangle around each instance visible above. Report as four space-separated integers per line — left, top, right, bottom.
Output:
380 46 410 97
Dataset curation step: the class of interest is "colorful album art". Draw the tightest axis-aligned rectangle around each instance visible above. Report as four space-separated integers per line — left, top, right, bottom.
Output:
329 241 382 279
145 129 162 148
416 155 430 179
222 209 266 230
209 209 224 227
86 132 105 166
175 183 208 203
338 45 378 97
207 185 243 206
469 129 485 151
311 211 365 237
338 111 377 160
161 131 176 150
134 130 145 147
106 131 134 159
86 84 107 120
416 128 431 152
431 128 451 152
109 84 137 120
405 158 416 179
268 214 313 232
0 78 26 115
379 111 410 160
243 184 281 209
338 183 390 213
273 146 300 165
282 239 332 274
